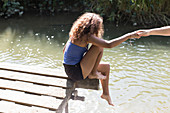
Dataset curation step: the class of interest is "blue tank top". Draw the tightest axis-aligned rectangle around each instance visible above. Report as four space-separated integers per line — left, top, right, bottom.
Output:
63 41 88 65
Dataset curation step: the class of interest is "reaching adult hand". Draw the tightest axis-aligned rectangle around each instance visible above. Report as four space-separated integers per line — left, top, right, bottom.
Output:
136 30 150 37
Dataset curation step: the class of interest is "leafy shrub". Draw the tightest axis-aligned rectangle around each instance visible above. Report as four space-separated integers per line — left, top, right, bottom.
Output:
0 0 24 18
0 0 169 26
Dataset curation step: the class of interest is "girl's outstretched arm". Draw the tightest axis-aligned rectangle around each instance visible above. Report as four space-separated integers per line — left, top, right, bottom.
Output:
137 26 170 37
88 31 140 48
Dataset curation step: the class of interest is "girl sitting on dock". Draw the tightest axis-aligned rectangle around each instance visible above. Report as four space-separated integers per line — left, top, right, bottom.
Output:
63 12 140 106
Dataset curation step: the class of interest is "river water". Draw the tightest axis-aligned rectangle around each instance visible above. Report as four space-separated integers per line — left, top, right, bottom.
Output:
0 13 169 113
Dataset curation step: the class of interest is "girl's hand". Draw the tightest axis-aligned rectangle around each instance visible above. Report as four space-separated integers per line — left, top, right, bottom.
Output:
136 30 150 37
127 31 141 39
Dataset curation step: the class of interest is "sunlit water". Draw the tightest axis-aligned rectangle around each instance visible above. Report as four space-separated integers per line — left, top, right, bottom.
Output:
0 14 170 113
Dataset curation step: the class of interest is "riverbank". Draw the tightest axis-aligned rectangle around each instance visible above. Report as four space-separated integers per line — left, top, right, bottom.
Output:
0 11 164 36
1 0 170 27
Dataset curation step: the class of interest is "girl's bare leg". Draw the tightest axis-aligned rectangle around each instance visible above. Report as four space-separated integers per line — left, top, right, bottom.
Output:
80 45 113 106
88 48 106 79
97 63 114 106
80 45 106 79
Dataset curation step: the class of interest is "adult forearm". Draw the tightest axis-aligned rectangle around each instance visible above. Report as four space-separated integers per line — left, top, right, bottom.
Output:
149 26 170 36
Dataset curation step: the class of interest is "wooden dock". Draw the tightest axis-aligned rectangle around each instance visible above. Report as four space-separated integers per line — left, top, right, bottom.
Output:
0 63 99 113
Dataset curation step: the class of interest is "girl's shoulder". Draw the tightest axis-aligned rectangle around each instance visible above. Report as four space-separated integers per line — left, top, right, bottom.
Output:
70 35 89 47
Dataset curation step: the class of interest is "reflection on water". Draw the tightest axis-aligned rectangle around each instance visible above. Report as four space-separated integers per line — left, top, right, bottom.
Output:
0 27 64 68
0 14 170 113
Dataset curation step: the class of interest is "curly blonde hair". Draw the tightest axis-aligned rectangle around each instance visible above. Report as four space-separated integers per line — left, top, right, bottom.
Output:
69 12 104 40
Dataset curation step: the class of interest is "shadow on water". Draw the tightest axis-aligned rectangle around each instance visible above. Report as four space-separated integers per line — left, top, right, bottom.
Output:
0 13 81 45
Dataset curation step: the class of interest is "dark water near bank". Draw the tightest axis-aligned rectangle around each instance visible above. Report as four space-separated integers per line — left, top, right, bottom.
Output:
0 13 170 113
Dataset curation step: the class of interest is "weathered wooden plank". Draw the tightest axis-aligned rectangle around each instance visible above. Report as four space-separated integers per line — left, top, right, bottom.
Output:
0 101 55 113
0 63 99 90
76 78 99 90
0 79 66 99
0 63 68 79
0 70 74 89
0 63 100 113
0 89 63 111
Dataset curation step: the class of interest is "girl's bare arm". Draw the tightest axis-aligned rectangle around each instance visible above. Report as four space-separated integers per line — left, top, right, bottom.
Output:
88 31 140 48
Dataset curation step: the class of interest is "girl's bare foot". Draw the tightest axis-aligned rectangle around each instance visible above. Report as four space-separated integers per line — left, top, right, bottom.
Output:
88 71 106 80
101 94 114 106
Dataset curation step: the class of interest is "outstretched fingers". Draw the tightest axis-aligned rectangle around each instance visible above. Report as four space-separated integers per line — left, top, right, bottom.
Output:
136 30 149 37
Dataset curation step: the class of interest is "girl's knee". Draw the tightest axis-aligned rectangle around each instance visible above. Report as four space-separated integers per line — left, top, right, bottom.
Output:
101 62 110 68
98 46 103 52
99 63 110 72
104 63 110 71
91 45 103 52
106 63 110 69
